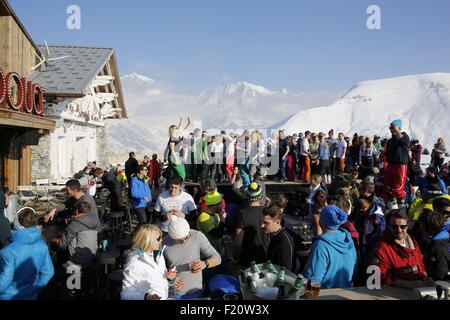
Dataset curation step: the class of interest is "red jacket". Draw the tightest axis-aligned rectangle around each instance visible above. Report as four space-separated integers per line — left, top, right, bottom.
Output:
148 160 161 184
411 144 422 164
371 232 427 286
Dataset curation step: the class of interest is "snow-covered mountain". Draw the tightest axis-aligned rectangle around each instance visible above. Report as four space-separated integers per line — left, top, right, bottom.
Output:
199 82 338 130
106 74 340 158
121 72 156 85
274 73 450 150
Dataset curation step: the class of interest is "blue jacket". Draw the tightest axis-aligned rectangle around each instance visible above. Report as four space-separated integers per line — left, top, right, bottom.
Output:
364 205 386 250
0 227 54 300
131 176 152 208
441 222 450 253
304 228 357 289
423 176 447 195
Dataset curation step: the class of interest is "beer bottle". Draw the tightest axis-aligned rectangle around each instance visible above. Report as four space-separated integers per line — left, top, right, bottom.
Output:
250 261 265 279
265 260 276 273
275 269 286 298
289 275 304 294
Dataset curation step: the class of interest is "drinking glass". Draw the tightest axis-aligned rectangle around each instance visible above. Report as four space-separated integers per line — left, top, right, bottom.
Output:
167 287 177 300
189 261 198 273
305 278 321 298
309 280 321 298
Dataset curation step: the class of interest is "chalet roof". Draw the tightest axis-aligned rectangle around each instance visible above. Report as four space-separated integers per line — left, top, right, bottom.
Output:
29 45 127 118
29 45 114 96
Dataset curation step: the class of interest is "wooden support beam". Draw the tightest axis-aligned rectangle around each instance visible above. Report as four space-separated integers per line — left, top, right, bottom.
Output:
92 75 114 87
0 109 56 130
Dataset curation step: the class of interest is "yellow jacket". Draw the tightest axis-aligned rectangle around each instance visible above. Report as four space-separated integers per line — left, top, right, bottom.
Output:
409 194 450 221
117 172 128 183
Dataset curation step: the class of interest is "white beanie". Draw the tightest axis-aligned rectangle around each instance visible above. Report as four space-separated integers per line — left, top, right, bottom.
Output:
168 217 190 240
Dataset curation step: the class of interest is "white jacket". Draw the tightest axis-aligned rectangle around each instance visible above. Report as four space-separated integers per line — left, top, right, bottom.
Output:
121 251 170 300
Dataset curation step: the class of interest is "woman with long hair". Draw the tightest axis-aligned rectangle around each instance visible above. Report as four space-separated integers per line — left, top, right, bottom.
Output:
318 133 332 184
359 137 378 179
167 117 190 181
286 136 295 181
121 225 183 300
432 138 447 172
311 190 328 236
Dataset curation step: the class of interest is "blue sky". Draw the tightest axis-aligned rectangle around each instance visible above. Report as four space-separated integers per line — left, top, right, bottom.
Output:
9 0 450 93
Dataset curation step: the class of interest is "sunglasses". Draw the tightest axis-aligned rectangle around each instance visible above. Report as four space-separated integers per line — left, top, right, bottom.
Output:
390 224 408 230
177 235 190 244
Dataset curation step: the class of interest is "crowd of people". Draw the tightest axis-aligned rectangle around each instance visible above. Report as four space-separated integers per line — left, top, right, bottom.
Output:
0 118 449 300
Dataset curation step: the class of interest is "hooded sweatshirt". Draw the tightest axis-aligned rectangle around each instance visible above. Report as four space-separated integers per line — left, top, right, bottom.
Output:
59 212 100 267
0 227 54 300
303 228 357 289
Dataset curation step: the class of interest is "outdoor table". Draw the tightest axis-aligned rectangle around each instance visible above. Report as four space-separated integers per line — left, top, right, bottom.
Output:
46 185 66 191
314 286 419 300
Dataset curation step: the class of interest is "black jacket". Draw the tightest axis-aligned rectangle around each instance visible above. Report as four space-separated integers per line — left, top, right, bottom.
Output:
125 158 139 180
422 236 450 280
102 171 119 192
386 133 410 165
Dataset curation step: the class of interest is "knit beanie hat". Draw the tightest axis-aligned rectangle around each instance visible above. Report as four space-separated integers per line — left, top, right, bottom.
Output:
167 217 190 240
390 119 403 129
320 205 348 230
246 182 262 201
204 191 222 206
